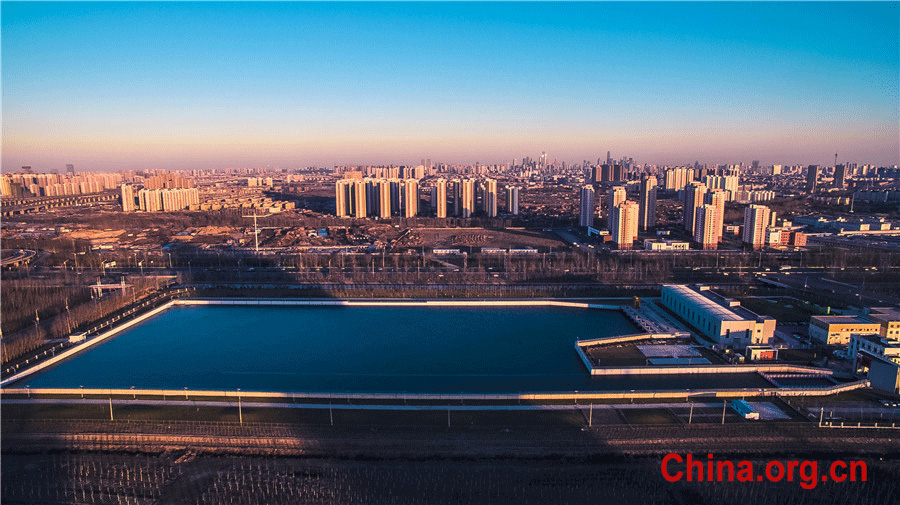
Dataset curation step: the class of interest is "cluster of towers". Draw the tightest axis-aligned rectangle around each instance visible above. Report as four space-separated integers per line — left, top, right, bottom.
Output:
121 184 199 212
335 178 519 219
579 175 657 249
664 167 740 200
683 182 727 250
1 170 123 198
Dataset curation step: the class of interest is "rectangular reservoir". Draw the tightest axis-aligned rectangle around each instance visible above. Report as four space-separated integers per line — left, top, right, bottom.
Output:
15 303 772 393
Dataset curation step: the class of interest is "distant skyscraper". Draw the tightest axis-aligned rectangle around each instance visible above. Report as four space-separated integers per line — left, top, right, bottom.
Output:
22 166 33 174
742 204 771 249
609 200 639 249
608 186 627 220
66 164 75 175
121 184 135 212
432 179 447 218
834 164 846 188
606 151 612 164
638 175 657 231
483 178 498 217
579 185 595 228
683 182 708 234
806 165 819 193
505 186 520 215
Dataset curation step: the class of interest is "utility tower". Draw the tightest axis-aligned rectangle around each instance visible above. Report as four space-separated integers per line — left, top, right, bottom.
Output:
242 212 272 253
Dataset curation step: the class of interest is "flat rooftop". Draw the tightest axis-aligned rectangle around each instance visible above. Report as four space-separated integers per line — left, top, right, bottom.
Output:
853 334 900 347
870 308 900 322
666 285 768 323
811 315 880 325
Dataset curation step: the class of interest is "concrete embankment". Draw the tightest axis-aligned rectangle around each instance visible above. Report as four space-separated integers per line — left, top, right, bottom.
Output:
174 299 622 309
2 379 871 402
1 300 177 387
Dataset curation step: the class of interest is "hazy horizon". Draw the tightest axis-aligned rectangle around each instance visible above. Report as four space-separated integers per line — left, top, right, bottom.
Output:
3 2 898 173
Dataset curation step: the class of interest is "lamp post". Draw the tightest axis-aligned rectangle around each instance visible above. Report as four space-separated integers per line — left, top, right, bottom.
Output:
237 389 243 425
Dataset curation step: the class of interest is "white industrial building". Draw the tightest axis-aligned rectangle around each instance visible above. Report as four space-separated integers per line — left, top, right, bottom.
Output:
661 284 776 350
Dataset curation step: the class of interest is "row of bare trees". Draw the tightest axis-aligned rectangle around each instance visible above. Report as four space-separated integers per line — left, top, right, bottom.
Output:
1 276 166 365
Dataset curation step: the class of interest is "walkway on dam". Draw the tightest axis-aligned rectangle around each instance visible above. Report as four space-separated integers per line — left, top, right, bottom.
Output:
3 398 724 411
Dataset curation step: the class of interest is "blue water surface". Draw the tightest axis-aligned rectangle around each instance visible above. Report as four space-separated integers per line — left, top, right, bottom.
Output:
19 305 769 393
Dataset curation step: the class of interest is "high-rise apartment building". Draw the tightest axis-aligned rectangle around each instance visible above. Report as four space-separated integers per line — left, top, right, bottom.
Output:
579 185 595 228
806 165 819 193
451 180 463 217
460 179 476 218
692 190 725 249
378 180 392 218
664 167 692 191
638 175 657 230
121 184 136 212
505 186 520 215
608 186 627 220
353 180 367 218
432 179 447 218
483 178 498 217
609 200 639 249
402 179 418 218
683 182 708 234
742 204 771 249
389 179 402 216
137 188 199 212
335 179 350 217
834 164 846 188
694 205 720 250
703 174 739 201
335 179 366 218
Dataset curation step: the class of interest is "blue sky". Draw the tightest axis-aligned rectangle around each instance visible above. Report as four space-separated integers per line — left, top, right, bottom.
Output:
2 2 898 171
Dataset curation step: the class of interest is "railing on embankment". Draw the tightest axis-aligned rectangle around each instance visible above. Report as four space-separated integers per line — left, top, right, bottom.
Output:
174 298 622 309
1 380 871 403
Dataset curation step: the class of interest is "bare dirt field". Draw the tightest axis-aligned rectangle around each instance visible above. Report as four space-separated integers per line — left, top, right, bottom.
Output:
396 227 568 250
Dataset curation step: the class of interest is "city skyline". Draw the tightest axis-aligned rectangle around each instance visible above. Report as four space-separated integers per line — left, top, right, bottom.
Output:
2 2 898 172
